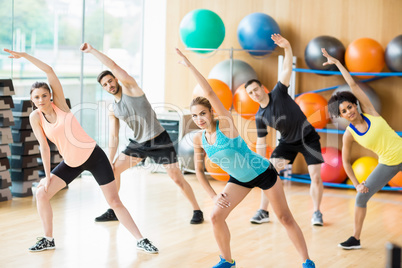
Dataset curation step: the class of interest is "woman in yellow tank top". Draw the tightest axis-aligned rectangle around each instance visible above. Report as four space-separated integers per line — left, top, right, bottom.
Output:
323 48 402 250
4 49 158 254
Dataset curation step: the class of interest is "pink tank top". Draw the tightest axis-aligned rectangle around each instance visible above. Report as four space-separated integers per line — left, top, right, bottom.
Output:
38 102 96 167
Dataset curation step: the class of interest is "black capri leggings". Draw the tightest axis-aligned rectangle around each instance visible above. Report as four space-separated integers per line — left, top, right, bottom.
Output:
51 145 115 186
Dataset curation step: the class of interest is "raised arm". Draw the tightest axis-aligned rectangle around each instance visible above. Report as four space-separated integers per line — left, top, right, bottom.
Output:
342 131 369 194
176 48 232 119
29 112 52 192
272 34 293 87
193 133 230 208
4 49 69 111
80 43 143 95
321 48 378 116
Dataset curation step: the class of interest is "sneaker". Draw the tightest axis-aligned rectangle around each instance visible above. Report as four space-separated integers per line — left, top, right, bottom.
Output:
137 238 159 254
311 211 323 226
95 208 118 222
190 210 204 224
302 259 315 268
29 237 55 252
338 236 361 249
250 209 269 224
212 256 236 268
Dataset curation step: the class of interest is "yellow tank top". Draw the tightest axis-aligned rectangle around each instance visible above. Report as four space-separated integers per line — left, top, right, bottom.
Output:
347 113 402 165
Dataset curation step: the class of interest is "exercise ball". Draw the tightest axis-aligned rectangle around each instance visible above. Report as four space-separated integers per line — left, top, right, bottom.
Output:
237 12 280 56
233 83 268 119
320 147 347 183
247 142 273 158
193 79 233 111
205 155 229 181
350 156 378 184
208 59 258 92
178 131 200 171
385 35 402 72
345 38 385 78
304 35 345 73
295 92 329 129
330 82 381 129
389 172 402 187
179 9 225 54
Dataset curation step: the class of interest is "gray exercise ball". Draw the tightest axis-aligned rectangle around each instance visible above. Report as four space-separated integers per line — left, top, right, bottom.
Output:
178 130 200 171
385 35 402 72
304 36 345 74
208 59 258 91
330 82 381 129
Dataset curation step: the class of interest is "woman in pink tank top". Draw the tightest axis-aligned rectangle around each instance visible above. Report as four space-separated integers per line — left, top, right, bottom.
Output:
4 48 158 254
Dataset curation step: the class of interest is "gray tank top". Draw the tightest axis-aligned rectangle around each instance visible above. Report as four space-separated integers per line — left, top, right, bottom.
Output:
113 93 164 143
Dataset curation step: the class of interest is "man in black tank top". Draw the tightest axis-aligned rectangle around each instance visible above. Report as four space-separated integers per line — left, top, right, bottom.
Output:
245 34 325 226
80 43 204 225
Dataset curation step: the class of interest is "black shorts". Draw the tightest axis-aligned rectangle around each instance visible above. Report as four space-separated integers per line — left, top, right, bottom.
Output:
122 130 178 165
228 163 278 190
271 130 324 165
52 145 114 186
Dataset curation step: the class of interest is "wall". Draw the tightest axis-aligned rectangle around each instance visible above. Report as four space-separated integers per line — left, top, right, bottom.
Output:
164 0 402 173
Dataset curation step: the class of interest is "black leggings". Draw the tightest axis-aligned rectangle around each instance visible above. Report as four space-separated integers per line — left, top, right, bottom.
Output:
51 145 114 186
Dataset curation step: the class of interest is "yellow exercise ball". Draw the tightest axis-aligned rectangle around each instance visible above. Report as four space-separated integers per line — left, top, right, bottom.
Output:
348 156 378 184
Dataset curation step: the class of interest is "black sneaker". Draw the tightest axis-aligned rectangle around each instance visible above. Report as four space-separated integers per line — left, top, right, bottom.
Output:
29 237 55 252
338 236 361 249
190 210 204 224
95 208 118 222
137 238 159 254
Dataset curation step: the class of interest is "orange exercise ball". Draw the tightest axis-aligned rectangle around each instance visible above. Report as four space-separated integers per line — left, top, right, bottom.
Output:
247 142 273 158
347 156 378 185
205 155 230 181
389 172 402 187
295 92 329 129
233 83 268 119
345 38 385 78
193 79 233 111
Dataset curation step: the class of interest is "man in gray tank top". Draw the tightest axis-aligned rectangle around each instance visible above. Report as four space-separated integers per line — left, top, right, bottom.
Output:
81 43 204 224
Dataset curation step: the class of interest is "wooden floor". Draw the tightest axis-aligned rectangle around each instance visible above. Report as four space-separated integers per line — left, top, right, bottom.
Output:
0 167 401 268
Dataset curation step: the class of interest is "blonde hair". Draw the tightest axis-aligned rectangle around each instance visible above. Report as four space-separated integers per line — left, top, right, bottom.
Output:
190 96 212 111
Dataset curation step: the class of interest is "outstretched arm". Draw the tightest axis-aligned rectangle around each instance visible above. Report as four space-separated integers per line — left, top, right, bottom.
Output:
193 133 230 208
4 49 69 111
321 48 378 116
30 112 52 192
342 131 369 194
176 48 232 119
272 34 293 87
80 43 143 95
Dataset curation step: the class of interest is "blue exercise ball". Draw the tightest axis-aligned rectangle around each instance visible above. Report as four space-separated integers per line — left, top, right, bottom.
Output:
304 35 345 75
385 35 402 72
178 130 200 171
179 9 225 54
237 13 280 56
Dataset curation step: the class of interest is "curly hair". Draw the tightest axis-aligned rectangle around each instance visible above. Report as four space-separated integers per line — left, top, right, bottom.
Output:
328 91 358 117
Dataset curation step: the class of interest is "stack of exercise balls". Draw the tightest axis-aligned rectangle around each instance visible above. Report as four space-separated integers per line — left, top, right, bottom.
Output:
179 9 225 53
295 92 329 129
304 36 345 73
237 12 280 56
